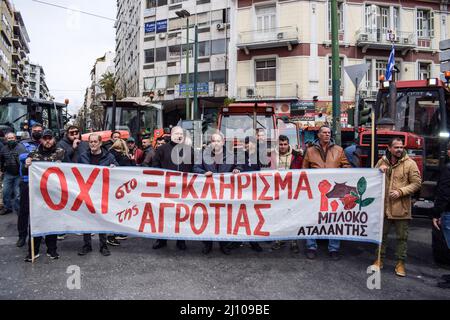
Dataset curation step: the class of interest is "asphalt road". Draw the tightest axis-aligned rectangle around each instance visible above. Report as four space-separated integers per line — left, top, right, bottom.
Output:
0 213 449 300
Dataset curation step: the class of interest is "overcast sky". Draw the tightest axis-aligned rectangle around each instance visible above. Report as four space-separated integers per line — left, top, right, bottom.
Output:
11 0 116 114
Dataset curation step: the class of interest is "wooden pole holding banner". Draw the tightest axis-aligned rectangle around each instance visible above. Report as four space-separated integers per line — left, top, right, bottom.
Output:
31 237 35 263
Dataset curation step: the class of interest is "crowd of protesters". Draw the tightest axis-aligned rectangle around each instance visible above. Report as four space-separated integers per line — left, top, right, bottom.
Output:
0 122 449 289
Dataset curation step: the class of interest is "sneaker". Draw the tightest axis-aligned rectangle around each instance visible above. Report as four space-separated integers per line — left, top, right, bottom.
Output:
115 234 128 240
106 237 120 246
78 245 92 256
271 241 286 250
305 249 317 260
47 251 60 260
57 234 65 240
16 237 26 248
100 246 111 256
24 253 40 262
290 241 300 253
329 251 341 261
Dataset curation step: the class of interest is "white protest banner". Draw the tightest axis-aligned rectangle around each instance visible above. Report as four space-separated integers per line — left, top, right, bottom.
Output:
30 163 385 244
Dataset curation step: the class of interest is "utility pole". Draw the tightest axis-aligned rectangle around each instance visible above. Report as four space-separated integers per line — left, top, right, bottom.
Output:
331 0 341 145
193 25 198 120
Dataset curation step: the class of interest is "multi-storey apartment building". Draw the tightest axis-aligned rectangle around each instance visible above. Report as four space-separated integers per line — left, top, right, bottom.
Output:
28 63 50 100
115 0 231 124
115 0 141 98
0 0 13 96
231 0 449 116
11 9 29 97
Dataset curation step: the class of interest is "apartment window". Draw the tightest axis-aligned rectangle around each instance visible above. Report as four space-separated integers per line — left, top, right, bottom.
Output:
146 0 157 8
256 5 276 32
417 9 434 38
168 45 182 59
375 60 388 81
256 59 276 82
158 0 167 6
197 12 210 27
155 47 167 62
144 49 155 63
155 76 167 89
167 75 179 87
418 62 431 79
211 70 226 84
198 41 210 57
365 5 400 38
327 1 344 33
170 0 184 4
144 77 155 90
211 39 226 55
328 57 344 91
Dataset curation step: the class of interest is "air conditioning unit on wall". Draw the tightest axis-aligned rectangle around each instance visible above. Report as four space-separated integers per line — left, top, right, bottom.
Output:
159 33 166 39
246 87 255 97
216 23 225 31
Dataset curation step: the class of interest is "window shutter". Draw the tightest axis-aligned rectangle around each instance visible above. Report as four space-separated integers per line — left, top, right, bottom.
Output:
429 11 435 37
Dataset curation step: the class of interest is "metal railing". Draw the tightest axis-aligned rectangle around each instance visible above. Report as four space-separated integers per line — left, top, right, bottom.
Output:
355 28 416 46
238 26 299 45
237 83 298 100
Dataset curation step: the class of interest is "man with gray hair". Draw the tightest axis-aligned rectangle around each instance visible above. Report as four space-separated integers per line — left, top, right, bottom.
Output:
193 131 242 255
151 126 194 250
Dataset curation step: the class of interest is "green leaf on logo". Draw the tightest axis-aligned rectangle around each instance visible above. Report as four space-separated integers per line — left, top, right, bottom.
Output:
350 191 359 198
355 199 361 204
361 198 375 207
357 177 367 195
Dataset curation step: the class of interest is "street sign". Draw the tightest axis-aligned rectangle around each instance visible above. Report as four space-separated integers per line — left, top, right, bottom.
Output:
344 63 370 89
156 20 167 33
145 22 156 33
291 101 315 111
178 82 210 97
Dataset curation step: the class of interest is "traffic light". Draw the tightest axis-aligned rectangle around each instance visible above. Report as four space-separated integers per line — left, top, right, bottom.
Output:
358 100 372 125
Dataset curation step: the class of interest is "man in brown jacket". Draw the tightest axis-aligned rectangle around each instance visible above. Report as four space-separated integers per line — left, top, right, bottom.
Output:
302 125 351 260
373 137 421 277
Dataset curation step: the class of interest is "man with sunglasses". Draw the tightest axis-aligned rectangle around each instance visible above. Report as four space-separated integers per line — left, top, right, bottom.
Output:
23 129 65 262
57 126 89 163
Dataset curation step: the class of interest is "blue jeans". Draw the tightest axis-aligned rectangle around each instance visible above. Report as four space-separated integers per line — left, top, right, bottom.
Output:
442 212 450 249
306 239 341 252
3 173 20 212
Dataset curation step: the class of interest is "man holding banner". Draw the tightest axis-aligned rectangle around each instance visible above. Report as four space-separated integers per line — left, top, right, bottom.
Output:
151 126 194 251
302 125 351 260
193 132 241 255
78 133 119 257
24 130 65 262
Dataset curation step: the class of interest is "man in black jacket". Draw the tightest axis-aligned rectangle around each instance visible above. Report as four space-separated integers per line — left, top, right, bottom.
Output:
23 130 65 262
433 141 450 289
193 132 242 255
78 133 119 257
57 125 89 163
151 126 193 250
0 132 26 215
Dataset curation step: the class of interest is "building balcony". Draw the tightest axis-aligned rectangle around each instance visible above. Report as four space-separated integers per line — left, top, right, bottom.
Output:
355 28 416 55
237 26 300 54
236 83 299 101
